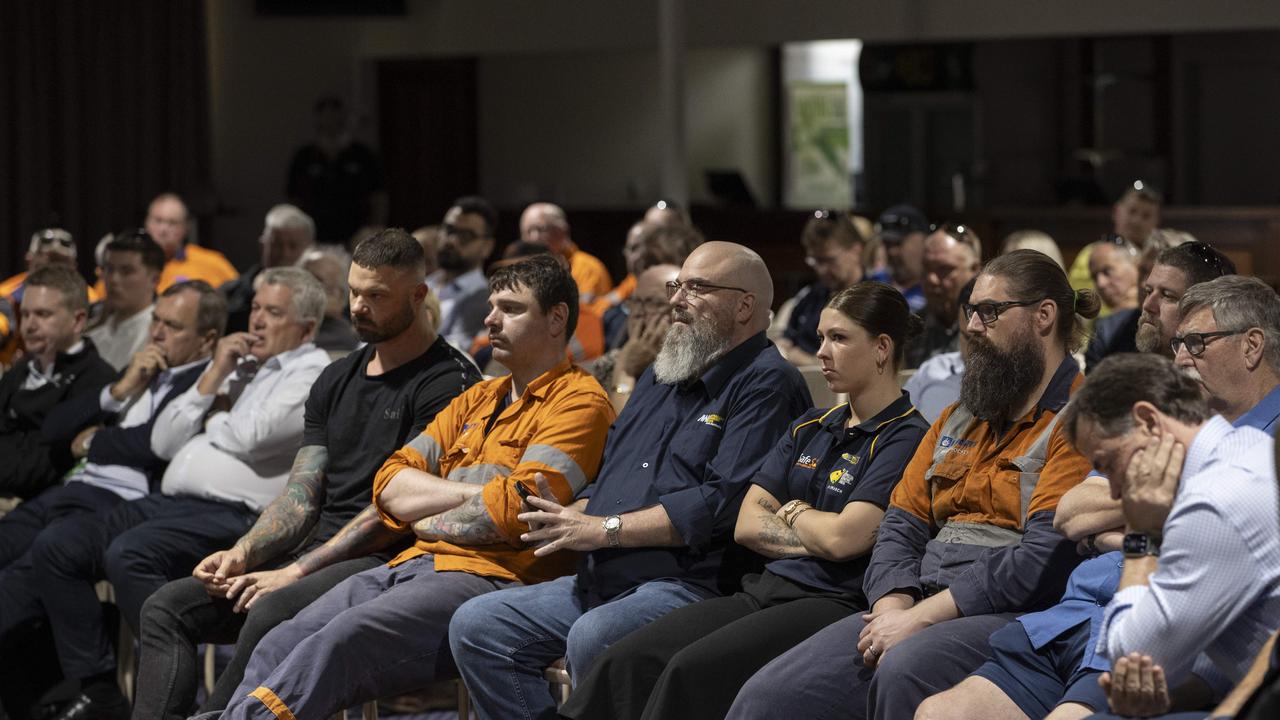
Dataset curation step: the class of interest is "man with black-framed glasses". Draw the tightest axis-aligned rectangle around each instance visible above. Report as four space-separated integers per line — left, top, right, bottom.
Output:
1086 242 1235 374
428 196 498 353
729 250 1099 720
1174 276 1280 430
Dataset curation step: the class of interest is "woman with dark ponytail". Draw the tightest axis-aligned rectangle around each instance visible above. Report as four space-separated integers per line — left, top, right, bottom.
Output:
559 282 930 720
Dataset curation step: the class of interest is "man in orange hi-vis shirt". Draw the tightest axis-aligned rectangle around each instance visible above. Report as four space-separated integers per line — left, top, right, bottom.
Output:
92 194 239 297
208 254 615 720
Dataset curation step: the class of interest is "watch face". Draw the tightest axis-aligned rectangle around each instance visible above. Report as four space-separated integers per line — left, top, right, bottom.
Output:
604 516 622 531
1123 533 1157 556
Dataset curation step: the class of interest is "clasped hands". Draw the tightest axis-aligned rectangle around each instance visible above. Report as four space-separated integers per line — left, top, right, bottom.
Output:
855 595 928 669
192 548 303 613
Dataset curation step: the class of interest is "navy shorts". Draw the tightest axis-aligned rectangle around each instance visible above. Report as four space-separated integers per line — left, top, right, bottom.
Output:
972 620 1109 719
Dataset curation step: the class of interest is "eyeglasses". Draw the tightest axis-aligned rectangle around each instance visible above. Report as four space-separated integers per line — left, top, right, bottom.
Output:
961 298 1043 326
1170 329 1246 357
443 224 484 244
665 279 749 301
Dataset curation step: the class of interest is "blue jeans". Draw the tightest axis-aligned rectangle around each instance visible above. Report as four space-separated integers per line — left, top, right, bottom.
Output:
449 575 706 720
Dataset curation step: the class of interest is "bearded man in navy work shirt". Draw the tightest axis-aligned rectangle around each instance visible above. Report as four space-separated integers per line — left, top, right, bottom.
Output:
448 241 812 720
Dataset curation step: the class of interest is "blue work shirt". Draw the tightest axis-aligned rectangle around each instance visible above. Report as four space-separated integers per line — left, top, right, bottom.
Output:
782 282 830 355
755 393 929 599
1016 389 1280 671
577 331 812 607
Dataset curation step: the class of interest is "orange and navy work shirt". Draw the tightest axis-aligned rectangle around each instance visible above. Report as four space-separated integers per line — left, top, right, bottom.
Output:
93 243 239 297
373 358 615 584
864 356 1093 616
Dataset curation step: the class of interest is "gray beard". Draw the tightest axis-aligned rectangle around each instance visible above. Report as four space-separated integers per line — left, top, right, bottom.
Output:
653 319 731 385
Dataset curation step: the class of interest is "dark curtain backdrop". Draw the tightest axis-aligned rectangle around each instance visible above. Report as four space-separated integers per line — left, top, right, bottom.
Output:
0 0 210 278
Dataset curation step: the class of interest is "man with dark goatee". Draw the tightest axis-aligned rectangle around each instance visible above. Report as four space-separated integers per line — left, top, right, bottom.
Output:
727 249 1101 720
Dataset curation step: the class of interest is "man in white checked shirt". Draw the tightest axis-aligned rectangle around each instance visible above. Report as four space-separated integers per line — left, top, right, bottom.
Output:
1056 353 1280 720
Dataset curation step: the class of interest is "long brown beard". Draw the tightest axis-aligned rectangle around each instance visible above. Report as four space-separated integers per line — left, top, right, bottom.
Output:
959 323 1045 423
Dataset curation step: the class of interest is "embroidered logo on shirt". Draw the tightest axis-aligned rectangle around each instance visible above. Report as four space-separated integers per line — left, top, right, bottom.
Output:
828 469 854 486
939 436 976 453
795 454 819 469
383 408 403 420
698 413 725 429
841 452 860 465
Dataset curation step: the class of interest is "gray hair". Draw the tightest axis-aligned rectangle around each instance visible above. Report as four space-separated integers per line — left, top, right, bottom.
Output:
262 204 316 244
299 244 352 299
258 266 326 328
1179 275 1280 372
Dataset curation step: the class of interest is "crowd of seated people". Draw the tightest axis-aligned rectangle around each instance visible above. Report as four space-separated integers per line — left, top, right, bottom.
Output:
2 178 1280 720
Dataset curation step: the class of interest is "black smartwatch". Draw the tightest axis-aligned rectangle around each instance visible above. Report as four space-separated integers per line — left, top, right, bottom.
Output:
1122 532 1161 558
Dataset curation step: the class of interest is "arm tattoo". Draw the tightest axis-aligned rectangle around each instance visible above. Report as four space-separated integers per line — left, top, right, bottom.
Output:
411 492 504 546
751 496 807 559
233 445 327 568
756 513 808 558
294 504 407 576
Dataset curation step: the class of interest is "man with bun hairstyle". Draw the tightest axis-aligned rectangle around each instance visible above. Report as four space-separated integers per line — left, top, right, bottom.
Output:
729 250 1101 720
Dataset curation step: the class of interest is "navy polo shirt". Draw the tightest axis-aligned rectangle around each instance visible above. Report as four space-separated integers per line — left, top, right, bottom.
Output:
783 283 830 355
756 392 929 600
577 331 812 606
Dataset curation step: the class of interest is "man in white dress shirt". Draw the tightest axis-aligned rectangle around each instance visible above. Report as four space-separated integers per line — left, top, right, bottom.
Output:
85 230 165 371
23 268 331 720
1058 353 1280 719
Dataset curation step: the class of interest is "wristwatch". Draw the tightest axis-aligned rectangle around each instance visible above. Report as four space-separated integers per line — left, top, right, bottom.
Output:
1122 532 1161 558
602 515 623 548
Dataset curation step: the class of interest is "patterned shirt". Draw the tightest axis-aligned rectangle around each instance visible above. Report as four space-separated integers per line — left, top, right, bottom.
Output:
1100 417 1280 686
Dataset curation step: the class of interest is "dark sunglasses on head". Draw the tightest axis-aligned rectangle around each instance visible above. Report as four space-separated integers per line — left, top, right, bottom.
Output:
1099 233 1138 256
35 230 74 249
1183 242 1232 278
929 222 979 249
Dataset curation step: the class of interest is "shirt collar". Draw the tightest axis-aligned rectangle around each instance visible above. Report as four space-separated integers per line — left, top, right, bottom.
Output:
157 356 210 385
1038 354 1081 414
259 342 319 372
820 390 917 435
696 331 770 397
1234 384 1280 434
1184 415 1234 479
504 356 576 399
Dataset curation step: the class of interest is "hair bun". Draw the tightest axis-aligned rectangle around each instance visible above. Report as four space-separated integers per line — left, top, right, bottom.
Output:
1073 288 1102 319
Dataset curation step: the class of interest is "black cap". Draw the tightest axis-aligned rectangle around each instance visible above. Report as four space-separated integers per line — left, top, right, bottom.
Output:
876 204 929 238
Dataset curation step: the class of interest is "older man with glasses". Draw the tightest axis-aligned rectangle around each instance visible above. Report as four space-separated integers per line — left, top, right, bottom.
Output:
449 241 811 720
